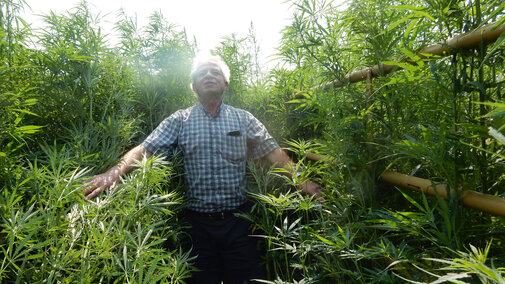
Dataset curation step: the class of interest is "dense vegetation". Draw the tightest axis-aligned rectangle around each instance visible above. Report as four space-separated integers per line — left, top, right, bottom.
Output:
1 0 505 282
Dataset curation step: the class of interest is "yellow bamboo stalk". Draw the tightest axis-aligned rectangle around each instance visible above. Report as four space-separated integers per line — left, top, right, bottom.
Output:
305 152 505 217
418 22 505 57
306 152 333 162
380 171 505 217
321 21 505 90
298 22 505 215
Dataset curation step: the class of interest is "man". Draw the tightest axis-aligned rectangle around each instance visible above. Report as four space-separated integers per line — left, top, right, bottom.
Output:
83 55 324 283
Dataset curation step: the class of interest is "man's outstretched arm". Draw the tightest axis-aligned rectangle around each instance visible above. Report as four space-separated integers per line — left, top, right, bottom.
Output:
83 145 153 200
264 147 326 203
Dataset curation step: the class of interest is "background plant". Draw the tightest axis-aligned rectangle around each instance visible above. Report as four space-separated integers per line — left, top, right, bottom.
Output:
1 0 505 282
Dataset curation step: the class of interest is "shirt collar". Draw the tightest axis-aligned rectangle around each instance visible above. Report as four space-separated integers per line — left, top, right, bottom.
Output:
197 101 227 118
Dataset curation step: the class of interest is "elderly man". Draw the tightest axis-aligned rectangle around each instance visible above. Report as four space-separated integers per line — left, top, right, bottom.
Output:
84 55 323 283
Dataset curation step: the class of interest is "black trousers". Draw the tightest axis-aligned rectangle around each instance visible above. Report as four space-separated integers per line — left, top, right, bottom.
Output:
182 204 266 284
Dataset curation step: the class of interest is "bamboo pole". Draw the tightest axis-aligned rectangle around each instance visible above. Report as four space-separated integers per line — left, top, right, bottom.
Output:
305 153 505 217
297 21 505 216
306 152 333 162
380 171 505 218
320 21 505 91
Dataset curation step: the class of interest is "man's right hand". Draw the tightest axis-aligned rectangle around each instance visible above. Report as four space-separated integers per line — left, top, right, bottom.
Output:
82 145 151 200
82 167 121 200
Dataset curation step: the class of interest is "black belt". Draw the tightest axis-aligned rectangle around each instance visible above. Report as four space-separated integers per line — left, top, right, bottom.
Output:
186 202 252 220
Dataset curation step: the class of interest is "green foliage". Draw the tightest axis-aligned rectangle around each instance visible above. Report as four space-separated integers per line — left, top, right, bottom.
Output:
259 0 505 282
115 9 196 131
0 155 191 282
1 1 197 281
2 0 505 282
0 0 41 187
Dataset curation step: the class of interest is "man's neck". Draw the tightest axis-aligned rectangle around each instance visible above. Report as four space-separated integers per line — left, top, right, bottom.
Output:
200 96 222 117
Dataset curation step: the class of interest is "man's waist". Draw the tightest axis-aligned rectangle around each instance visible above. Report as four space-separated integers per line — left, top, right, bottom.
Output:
184 186 247 212
185 202 252 220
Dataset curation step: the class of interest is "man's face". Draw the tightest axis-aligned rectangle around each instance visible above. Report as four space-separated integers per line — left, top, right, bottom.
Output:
192 62 229 100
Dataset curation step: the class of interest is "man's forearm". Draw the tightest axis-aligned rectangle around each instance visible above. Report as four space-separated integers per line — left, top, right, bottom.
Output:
113 145 152 175
83 145 152 199
264 146 326 203
264 147 298 177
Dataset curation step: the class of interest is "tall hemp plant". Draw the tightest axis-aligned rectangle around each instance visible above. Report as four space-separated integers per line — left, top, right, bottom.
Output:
1 0 504 282
126 10 196 133
0 0 41 186
0 1 196 282
251 0 505 282
31 1 133 171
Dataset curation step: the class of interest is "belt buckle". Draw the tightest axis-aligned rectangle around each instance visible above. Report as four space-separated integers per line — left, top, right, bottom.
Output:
207 211 226 219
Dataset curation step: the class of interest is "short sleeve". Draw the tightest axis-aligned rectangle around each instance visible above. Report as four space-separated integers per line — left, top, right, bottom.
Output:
244 112 279 160
141 112 182 157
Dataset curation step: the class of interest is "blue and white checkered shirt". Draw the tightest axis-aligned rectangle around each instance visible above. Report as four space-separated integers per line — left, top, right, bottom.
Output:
141 103 279 212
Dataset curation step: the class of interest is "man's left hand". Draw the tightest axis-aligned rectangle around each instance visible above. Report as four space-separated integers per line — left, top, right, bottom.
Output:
300 180 327 204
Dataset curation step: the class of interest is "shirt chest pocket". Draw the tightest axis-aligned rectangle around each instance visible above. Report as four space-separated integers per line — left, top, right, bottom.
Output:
221 130 246 162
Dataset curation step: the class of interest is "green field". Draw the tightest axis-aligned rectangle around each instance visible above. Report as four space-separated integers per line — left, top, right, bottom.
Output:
1 0 505 282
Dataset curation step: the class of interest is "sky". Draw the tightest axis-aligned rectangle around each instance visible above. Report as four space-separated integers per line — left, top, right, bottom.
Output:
21 0 296 65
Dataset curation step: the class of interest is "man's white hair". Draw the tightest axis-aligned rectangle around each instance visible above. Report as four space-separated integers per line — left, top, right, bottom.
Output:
190 53 230 83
